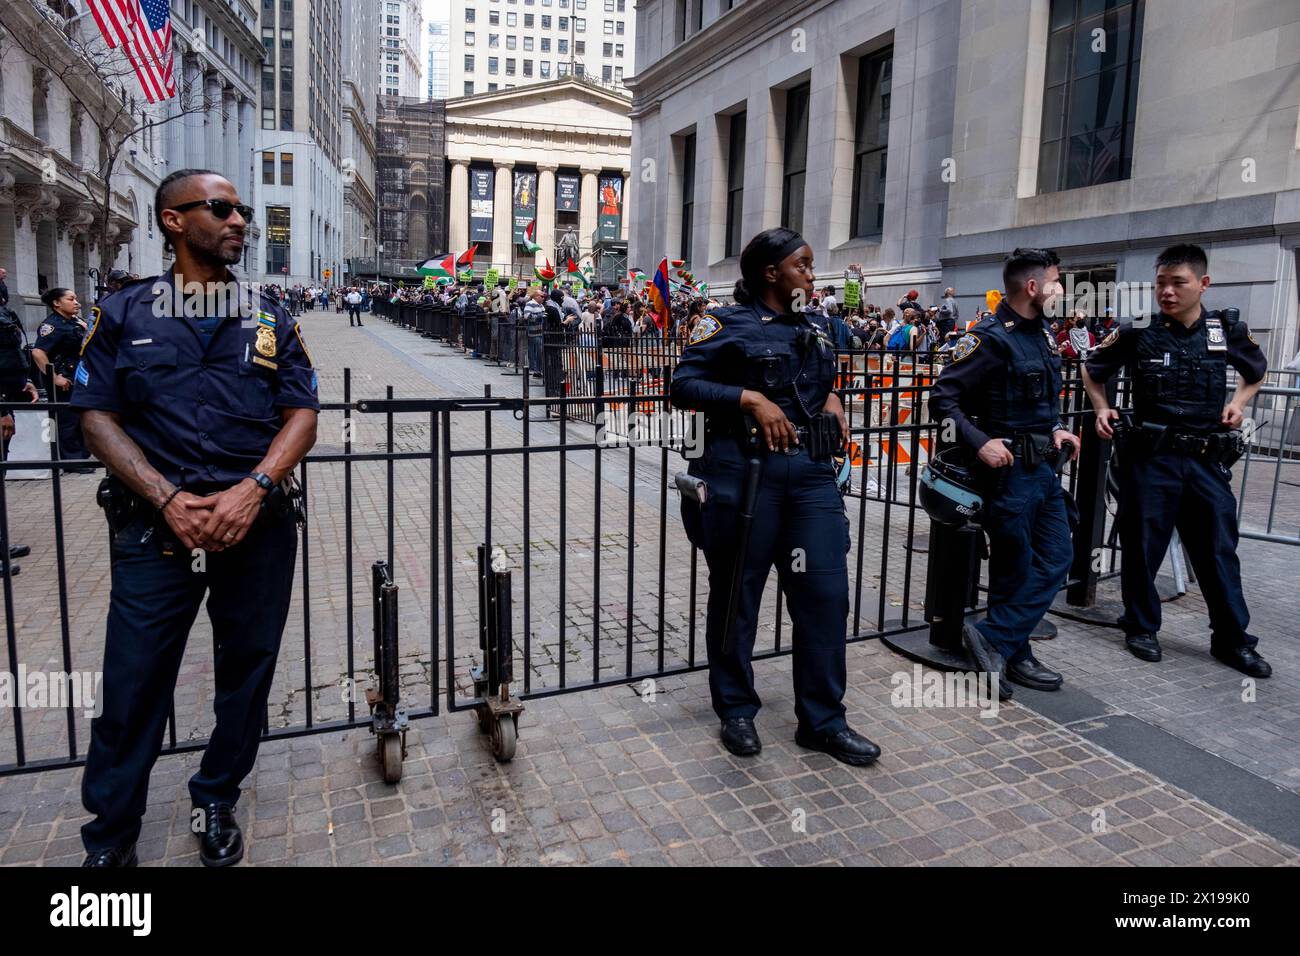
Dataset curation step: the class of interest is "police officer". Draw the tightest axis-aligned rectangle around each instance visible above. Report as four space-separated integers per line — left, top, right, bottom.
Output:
32 287 93 473
0 302 38 575
670 228 880 767
1082 243 1270 677
929 248 1080 698
72 168 320 867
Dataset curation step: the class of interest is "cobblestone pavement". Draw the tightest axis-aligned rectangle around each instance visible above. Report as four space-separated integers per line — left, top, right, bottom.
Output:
0 308 1296 865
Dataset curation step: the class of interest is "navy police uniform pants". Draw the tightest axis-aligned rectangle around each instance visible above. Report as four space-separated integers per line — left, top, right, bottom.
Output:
81 510 298 853
1117 450 1254 651
683 436 850 735
974 460 1073 664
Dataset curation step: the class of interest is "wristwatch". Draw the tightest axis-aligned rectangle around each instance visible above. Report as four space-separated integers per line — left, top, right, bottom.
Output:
248 471 275 493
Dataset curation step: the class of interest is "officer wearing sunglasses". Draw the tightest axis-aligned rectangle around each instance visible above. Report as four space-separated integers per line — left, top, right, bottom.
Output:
72 169 320 868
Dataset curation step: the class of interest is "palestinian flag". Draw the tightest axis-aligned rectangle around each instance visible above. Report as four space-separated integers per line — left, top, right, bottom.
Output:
457 244 478 268
418 253 455 278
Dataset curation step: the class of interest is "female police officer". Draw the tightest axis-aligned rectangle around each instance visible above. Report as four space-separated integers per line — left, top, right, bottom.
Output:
670 228 880 766
32 287 92 472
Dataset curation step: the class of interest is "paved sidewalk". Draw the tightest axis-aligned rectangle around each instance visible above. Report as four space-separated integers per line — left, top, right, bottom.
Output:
0 308 1297 866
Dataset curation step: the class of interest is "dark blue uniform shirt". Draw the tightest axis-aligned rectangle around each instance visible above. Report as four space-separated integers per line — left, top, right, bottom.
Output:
34 313 88 375
70 271 320 491
670 300 837 426
929 300 1065 452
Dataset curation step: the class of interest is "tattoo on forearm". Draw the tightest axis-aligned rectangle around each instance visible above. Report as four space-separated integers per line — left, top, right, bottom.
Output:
82 413 174 508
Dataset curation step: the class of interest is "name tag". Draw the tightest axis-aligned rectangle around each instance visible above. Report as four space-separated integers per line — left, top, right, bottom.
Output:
130 338 153 345
251 356 278 371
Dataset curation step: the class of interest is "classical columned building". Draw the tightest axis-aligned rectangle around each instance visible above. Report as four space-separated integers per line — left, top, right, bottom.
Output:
443 76 631 276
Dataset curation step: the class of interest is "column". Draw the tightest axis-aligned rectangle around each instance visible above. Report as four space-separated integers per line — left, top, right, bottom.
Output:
536 163 557 269
183 56 204 169
492 159 513 271
620 171 630 242
204 72 222 171
579 166 599 259
223 86 239 187
448 160 470 254
238 97 254 204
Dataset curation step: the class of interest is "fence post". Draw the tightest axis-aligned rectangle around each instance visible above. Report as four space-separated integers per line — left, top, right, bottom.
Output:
1067 377 1117 607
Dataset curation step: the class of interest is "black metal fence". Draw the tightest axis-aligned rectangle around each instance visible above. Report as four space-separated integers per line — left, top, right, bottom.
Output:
1 307 1297 776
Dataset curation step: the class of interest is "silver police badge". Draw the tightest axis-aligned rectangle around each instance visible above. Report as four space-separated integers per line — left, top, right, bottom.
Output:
1205 318 1227 351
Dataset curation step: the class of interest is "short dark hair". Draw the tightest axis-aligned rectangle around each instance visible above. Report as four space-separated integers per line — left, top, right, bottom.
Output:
41 287 73 308
1155 243 1208 278
1002 247 1061 293
154 168 221 247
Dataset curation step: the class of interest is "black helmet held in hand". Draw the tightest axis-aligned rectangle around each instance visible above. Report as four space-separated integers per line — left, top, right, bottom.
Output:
919 446 984 527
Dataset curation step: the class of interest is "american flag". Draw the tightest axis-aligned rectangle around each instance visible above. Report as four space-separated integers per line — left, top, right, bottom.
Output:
87 0 176 103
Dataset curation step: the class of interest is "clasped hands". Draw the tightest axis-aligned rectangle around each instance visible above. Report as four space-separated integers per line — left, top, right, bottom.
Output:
160 479 266 552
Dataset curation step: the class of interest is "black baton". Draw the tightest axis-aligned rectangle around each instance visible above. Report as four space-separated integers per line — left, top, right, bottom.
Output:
721 454 763 655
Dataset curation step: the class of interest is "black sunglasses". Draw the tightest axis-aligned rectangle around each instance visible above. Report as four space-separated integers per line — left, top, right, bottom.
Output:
168 198 255 222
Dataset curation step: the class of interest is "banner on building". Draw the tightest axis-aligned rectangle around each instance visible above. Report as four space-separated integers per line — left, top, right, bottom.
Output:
556 174 580 212
470 167 494 243
597 174 623 241
512 171 537 245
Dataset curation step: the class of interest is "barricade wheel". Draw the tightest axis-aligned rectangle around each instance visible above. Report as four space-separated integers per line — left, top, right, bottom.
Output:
380 734 403 784
490 715 516 762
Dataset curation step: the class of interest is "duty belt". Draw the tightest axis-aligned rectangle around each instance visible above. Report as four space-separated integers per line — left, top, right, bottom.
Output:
995 431 1057 469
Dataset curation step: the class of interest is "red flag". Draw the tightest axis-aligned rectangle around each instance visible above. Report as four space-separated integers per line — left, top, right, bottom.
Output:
457 244 478 267
88 0 176 104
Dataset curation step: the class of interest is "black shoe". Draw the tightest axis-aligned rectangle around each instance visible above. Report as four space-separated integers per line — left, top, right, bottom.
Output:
82 843 138 867
1211 646 1272 679
1006 655 1064 691
0 560 18 578
794 727 881 767
8 545 30 559
720 717 761 756
1125 632 1162 662
962 623 1009 699
194 803 243 867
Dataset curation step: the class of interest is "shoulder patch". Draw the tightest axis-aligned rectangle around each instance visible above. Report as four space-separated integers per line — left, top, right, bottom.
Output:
1098 328 1120 349
951 333 981 363
79 306 103 355
38 323 54 337
688 313 722 346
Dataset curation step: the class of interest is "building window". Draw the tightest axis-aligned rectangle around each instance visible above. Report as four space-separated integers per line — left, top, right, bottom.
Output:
489 82 498 90
575 17 585 31
524 60 533 76
262 151 276 185
603 42 612 56
507 11 517 25
541 37 550 51
465 31 475 45
465 81 475 95
506 35 516 49
489 10 499 24
266 206 291 275
542 14 551 27
465 54 475 70
280 152 294 186
466 7 476 21
575 40 584 54
604 19 612 33
559 15 568 29
489 33 499 46
780 83 810 235
524 13 534 26
615 19 623 34
506 58 516 75
726 112 745 259
489 56 499 73
1038 0 1145 193
540 61 551 77
558 38 568 53
680 131 695 261
615 43 623 57
524 36 533 50
558 61 569 76
851 48 891 239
